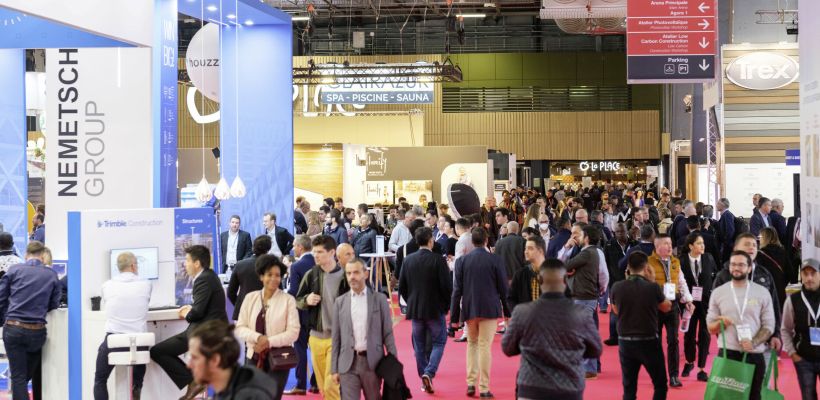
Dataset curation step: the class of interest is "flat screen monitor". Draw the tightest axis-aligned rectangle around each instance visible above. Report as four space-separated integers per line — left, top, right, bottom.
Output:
110 247 159 280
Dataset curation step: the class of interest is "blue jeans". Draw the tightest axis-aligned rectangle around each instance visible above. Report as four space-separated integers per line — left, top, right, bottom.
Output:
411 315 447 378
3 325 47 400
598 288 609 311
794 359 820 400
573 299 599 374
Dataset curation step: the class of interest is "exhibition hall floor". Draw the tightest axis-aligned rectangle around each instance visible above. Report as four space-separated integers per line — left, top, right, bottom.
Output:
290 312 802 399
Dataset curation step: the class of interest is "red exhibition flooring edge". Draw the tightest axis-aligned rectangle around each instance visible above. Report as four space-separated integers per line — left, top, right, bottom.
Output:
286 310 803 399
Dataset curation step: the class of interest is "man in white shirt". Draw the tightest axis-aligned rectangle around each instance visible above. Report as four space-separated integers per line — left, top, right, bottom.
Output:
93 252 152 400
219 215 252 271
452 218 475 342
388 209 414 253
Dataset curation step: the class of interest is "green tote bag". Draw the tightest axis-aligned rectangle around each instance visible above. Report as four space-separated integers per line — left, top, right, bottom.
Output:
760 349 784 400
703 321 756 400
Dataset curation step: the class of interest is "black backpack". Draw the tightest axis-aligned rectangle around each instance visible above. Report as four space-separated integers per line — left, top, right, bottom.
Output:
733 216 750 239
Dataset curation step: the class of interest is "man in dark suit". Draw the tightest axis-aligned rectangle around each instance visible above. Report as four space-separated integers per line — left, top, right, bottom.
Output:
679 232 717 382
716 198 736 262
399 227 452 394
670 201 694 245
294 198 309 234
150 245 228 399
770 198 788 246
749 197 773 237
285 235 317 395
676 216 721 266
450 228 510 398
227 235 270 321
494 221 527 280
220 215 253 271
263 212 294 258
604 223 636 346
547 217 572 259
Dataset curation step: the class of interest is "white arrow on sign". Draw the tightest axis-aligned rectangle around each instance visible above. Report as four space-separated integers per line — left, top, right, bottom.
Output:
698 19 710 30
699 59 711 71
698 2 711 13
699 37 710 48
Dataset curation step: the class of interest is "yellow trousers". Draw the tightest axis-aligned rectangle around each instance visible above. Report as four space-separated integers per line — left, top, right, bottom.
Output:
466 318 498 393
309 336 340 400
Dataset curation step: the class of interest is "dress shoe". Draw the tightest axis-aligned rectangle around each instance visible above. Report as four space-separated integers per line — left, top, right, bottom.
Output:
308 386 320 394
479 392 495 399
585 372 598 380
697 371 709 382
179 382 207 400
284 387 307 395
669 377 683 387
681 363 694 377
496 328 506 334
422 374 434 394
603 338 618 346
599 308 608 314
454 336 467 343
466 385 476 397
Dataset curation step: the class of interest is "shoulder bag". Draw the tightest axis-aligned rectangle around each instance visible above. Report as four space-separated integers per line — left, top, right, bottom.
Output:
255 294 299 372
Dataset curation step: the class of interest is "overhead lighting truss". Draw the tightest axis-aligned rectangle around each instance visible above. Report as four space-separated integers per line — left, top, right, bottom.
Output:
293 59 463 85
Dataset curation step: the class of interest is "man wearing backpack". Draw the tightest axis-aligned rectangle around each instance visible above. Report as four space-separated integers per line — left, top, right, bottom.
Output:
716 198 737 263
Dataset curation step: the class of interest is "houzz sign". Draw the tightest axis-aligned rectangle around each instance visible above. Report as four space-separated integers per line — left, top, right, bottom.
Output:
726 52 800 90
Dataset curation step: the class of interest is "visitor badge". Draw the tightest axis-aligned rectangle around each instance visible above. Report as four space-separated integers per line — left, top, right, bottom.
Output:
811 327 820 346
692 286 703 302
736 324 753 342
663 283 676 301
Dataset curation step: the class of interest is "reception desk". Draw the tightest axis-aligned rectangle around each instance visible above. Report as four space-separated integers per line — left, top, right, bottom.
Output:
44 308 189 399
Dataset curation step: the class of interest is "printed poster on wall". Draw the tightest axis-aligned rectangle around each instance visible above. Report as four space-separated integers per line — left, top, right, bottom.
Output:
45 48 153 260
395 180 433 206
173 207 218 305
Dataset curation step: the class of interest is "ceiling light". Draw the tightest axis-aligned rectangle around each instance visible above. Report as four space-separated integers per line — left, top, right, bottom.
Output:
206 5 218 11
244 19 254 25
227 14 236 19
292 16 310 21
457 13 486 18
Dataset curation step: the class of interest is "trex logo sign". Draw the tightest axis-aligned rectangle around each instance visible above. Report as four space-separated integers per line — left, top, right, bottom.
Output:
725 52 799 90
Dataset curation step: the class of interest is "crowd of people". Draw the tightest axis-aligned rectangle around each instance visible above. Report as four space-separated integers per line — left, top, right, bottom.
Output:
0 183 816 400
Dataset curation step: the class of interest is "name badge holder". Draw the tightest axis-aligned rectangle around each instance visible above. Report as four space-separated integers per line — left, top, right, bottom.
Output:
663 283 676 301
800 291 820 346
691 286 703 302
731 283 751 343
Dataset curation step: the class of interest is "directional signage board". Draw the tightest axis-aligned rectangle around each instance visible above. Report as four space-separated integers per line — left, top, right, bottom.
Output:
627 0 718 83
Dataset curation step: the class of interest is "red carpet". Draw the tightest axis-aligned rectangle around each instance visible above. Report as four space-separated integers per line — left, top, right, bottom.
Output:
287 310 803 399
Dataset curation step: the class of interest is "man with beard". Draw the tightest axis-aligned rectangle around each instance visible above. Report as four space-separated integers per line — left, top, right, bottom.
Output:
707 251 775 400
782 259 820 399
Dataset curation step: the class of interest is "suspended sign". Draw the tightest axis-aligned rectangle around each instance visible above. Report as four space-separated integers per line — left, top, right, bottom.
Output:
320 80 434 104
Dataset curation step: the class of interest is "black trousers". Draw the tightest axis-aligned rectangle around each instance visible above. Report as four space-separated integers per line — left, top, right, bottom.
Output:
149 331 192 389
619 339 668 400
94 333 148 400
723 349 765 400
683 302 710 369
657 302 680 378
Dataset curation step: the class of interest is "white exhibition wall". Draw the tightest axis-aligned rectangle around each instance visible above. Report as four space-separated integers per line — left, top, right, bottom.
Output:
724 163 797 218
800 0 820 263
45 48 154 260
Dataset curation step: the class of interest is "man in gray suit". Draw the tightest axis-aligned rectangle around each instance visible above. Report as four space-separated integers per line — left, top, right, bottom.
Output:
331 258 398 400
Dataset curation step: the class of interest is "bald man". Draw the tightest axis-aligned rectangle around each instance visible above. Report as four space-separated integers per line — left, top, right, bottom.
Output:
336 244 355 270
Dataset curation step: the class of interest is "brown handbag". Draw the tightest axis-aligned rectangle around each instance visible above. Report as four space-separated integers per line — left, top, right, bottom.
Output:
254 294 300 372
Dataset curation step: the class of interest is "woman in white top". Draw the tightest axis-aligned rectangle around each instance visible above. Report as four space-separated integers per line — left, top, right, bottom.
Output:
525 204 540 230
235 254 300 400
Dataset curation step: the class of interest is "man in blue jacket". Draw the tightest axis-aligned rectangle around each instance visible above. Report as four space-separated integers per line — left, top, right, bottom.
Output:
618 225 656 271
547 217 572 259
450 228 510 399
285 234 317 395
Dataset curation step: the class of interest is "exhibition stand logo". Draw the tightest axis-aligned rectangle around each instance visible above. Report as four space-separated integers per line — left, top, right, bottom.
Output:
97 219 163 228
579 161 621 172
726 52 799 90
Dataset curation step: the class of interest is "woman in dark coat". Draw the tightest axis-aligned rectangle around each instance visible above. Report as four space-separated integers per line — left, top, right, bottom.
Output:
756 227 795 309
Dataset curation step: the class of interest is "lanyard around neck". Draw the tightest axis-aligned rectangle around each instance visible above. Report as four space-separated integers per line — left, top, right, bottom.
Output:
730 282 750 324
801 291 820 327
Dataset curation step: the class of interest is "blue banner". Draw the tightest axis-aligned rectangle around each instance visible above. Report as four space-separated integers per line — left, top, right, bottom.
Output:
785 149 800 166
0 49 27 254
154 0 178 207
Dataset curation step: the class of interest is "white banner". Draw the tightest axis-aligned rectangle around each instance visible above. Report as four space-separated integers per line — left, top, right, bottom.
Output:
45 48 153 260
801 0 820 263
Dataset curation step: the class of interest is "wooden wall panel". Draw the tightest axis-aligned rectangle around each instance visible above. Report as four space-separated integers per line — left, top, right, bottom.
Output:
293 145 343 198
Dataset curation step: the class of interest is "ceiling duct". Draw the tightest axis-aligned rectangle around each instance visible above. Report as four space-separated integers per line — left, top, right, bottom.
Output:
554 17 625 34
540 0 625 19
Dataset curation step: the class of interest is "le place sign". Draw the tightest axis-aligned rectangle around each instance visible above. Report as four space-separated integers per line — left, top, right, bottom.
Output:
579 161 621 172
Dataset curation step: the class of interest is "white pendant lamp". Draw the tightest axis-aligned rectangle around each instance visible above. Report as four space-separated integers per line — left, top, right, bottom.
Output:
213 0 231 201
230 175 246 198
230 0 246 198
196 176 213 202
